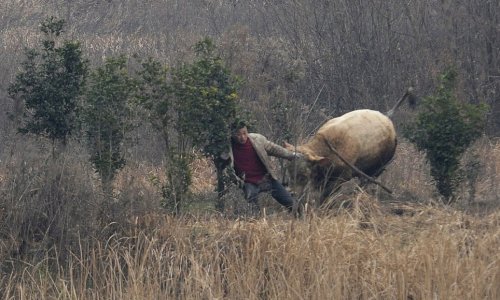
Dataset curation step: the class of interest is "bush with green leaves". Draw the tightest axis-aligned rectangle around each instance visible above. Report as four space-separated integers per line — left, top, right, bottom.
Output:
404 68 488 203
135 57 173 148
8 17 88 148
136 43 243 212
82 55 136 192
172 38 240 157
171 38 241 210
160 152 193 214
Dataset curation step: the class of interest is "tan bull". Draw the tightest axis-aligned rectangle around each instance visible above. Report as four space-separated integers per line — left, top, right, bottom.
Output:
284 89 414 205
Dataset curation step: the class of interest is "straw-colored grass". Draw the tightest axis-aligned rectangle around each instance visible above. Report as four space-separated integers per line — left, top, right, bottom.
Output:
1 204 498 300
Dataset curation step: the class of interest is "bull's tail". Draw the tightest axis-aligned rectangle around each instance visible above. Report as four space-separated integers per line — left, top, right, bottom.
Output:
386 87 417 118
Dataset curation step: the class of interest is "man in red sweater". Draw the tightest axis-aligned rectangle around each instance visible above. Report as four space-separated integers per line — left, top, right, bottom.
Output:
227 122 301 213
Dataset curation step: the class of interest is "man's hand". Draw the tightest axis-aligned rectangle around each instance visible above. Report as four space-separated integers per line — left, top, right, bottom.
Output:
283 141 295 151
236 178 245 188
237 173 246 188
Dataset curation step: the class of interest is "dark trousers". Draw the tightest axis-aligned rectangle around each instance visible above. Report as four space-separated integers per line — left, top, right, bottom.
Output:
243 178 294 210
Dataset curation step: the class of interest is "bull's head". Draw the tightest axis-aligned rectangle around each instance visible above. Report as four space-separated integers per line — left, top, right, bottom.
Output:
284 141 331 168
284 141 334 203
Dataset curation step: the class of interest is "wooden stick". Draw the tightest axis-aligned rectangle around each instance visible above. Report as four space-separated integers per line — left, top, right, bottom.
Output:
323 140 393 194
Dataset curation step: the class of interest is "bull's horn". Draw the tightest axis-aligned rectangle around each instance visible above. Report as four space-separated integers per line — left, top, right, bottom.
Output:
304 152 326 163
386 87 416 118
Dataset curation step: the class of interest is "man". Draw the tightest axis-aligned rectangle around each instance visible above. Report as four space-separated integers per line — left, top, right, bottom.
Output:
224 121 301 213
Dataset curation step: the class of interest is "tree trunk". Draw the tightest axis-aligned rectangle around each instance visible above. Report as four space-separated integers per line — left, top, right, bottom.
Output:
214 157 228 212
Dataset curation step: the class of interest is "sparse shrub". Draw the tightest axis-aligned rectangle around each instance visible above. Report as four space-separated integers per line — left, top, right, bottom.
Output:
161 152 193 215
81 55 136 194
134 56 172 148
134 40 243 213
134 57 192 213
404 68 488 203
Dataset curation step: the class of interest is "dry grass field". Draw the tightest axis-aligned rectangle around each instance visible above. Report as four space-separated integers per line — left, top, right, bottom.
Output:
1 205 498 299
0 140 498 299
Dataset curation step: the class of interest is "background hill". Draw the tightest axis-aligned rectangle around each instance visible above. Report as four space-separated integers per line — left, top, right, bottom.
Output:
1 0 499 140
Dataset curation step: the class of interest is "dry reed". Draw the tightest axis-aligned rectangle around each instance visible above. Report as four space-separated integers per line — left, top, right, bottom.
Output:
1 206 498 300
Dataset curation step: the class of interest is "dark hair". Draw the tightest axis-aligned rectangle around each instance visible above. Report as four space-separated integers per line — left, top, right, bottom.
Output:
231 120 248 133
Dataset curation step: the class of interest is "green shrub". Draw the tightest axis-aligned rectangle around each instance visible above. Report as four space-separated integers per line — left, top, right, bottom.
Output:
171 38 241 211
8 17 88 149
82 56 136 193
404 68 488 203
135 39 242 212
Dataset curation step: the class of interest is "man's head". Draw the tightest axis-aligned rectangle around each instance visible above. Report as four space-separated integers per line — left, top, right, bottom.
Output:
232 123 249 144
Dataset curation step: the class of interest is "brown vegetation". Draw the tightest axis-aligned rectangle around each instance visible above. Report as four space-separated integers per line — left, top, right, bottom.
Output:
1 205 499 299
0 138 498 298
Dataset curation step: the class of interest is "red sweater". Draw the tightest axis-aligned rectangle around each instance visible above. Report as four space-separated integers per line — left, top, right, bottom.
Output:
232 139 267 184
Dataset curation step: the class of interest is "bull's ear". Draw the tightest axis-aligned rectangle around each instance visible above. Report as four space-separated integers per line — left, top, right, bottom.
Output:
304 153 331 166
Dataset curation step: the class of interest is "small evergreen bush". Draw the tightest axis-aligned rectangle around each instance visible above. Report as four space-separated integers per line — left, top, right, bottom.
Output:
404 68 488 203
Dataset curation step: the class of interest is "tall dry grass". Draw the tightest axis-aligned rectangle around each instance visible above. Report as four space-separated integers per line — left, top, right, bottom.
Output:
380 138 500 208
1 204 498 299
0 140 498 299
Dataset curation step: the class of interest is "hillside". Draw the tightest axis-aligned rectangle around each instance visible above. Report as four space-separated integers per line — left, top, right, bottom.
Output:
1 1 499 137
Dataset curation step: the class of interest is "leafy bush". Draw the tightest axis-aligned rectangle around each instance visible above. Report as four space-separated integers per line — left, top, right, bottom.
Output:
171 38 241 210
8 17 88 149
135 39 242 212
404 68 488 203
82 56 136 193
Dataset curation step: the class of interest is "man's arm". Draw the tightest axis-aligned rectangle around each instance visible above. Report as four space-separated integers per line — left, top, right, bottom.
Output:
249 133 302 160
263 138 298 160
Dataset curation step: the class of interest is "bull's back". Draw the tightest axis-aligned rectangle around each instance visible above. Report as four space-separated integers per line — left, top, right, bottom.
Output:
316 109 397 174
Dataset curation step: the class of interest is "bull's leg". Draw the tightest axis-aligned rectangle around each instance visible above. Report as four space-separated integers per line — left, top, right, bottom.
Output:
319 183 335 205
362 151 396 184
358 160 394 194
365 158 394 180
317 176 334 207
319 168 353 206
319 180 347 206
297 183 321 212
314 165 337 206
